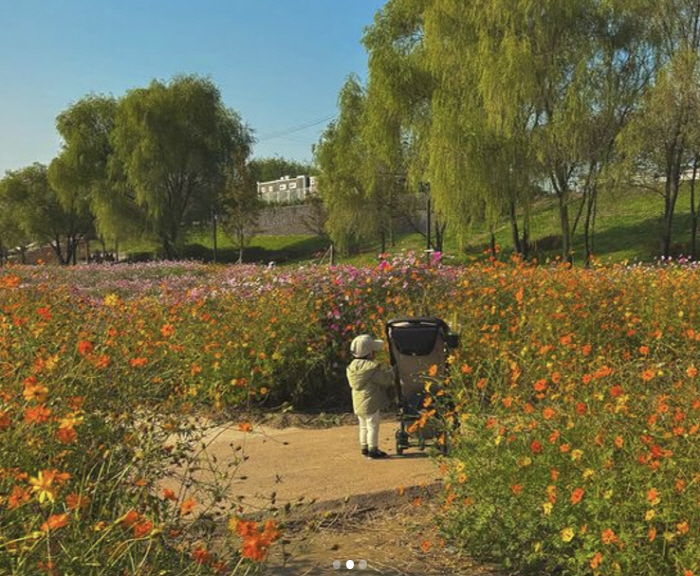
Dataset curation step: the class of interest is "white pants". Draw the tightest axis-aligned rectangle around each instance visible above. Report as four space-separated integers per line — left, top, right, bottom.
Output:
357 411 380 449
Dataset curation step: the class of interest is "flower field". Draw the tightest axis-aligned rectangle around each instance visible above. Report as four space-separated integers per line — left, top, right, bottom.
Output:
2 254 700 574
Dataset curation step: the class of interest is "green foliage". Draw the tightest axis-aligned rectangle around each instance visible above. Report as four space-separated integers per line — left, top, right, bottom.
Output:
111 75 254 259
249 157 316 182
0 164 93 264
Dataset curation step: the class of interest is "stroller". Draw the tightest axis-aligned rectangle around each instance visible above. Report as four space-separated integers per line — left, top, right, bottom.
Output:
385 317 459 456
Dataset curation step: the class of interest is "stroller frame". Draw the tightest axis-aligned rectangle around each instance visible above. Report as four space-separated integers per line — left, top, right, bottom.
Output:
385 317 458 456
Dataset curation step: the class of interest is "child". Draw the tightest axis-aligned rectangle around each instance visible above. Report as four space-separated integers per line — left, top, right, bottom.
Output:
347 334 395 459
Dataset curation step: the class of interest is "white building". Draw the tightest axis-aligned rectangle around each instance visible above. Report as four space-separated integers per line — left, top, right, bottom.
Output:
257 175 318 204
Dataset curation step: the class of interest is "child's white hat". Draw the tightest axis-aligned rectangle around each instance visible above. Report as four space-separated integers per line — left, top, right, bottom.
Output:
351 334 384 358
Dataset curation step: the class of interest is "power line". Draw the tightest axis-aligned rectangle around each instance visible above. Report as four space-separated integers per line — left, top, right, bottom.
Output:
257 115 336 142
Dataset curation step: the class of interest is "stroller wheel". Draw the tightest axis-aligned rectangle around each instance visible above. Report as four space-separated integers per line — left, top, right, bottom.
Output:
439 432 449 456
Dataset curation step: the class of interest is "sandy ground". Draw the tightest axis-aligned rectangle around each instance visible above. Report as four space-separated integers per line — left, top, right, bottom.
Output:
166 417 504 575
200 421 441 511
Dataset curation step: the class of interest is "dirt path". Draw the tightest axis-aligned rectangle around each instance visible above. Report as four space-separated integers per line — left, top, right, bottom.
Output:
178 417 504 575
202 421 441 511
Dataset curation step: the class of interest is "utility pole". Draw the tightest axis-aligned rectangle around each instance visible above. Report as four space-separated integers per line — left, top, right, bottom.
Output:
211 209 218 264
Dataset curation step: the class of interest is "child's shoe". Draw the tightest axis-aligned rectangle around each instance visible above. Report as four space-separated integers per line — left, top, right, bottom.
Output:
361 446 369 457
367 448 389 459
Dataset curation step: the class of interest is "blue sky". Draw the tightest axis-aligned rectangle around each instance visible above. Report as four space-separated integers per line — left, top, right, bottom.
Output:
0 0 387 176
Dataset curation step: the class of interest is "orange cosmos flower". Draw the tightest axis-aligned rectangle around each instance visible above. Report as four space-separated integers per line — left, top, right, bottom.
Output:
41 513 69 532
180 498 196 516
66 492 90 510
24 405 51 424
129 357 148 367
162 488 177 501
134 520 154 538
0 411 11 430
648 527 657 541
542 407 555 420
571 488 585 505
530 440 543 454
36 306 52 321
641 368 655 382
420 540 432 553
614 436 624 449
575 402 587 415
160 324 174 338
7 485 31 509
92 354 110 369
609 384 623 397
677 520 690 535
121 510 140 527
242 533 268 561
57 427 77 444
594 365 613 379
590 551 603 569
77 340 93 356
192 545 212 565
601 528 617 545
687 366 698 378
647 488 660 505
511 484 523 495
639 345 650 355
238 422 253 433
533 379 547 392
23 381 48 403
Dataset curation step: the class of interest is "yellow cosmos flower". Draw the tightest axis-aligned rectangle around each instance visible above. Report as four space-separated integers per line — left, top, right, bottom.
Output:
543 502 553 515
560 527 575 542
29 470 56 503
571 449 583 461
103 293 120 306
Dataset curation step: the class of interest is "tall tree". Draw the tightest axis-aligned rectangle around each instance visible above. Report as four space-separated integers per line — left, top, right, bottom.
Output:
315 76 377 253
111 75 253 258
0 189 31 264
363 0 441 250
220 158 261 263
617 0 700 258
49 95 143 251
0 164 92 264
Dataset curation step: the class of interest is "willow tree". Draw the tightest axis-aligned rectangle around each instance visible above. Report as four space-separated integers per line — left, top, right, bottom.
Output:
421 0 536 257
315 76 375 253
48 95 142 255
0 164 93 264
617 0 700 258
111 75 253 259
362 0 444 251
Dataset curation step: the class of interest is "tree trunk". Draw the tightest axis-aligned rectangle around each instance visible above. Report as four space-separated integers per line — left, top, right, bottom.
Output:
583 187 598 267
509 200 522 254
557 193 572 264
521 215 530 261
690 157 699 260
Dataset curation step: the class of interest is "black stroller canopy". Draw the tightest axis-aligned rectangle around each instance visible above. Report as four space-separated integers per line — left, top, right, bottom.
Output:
386 317 449 357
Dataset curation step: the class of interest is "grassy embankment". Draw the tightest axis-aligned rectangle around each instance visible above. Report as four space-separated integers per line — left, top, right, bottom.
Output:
122 185 697 265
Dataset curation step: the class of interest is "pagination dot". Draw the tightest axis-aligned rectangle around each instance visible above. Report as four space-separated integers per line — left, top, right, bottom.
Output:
346 559 355 569
359 559 368 569
332 559 341 569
